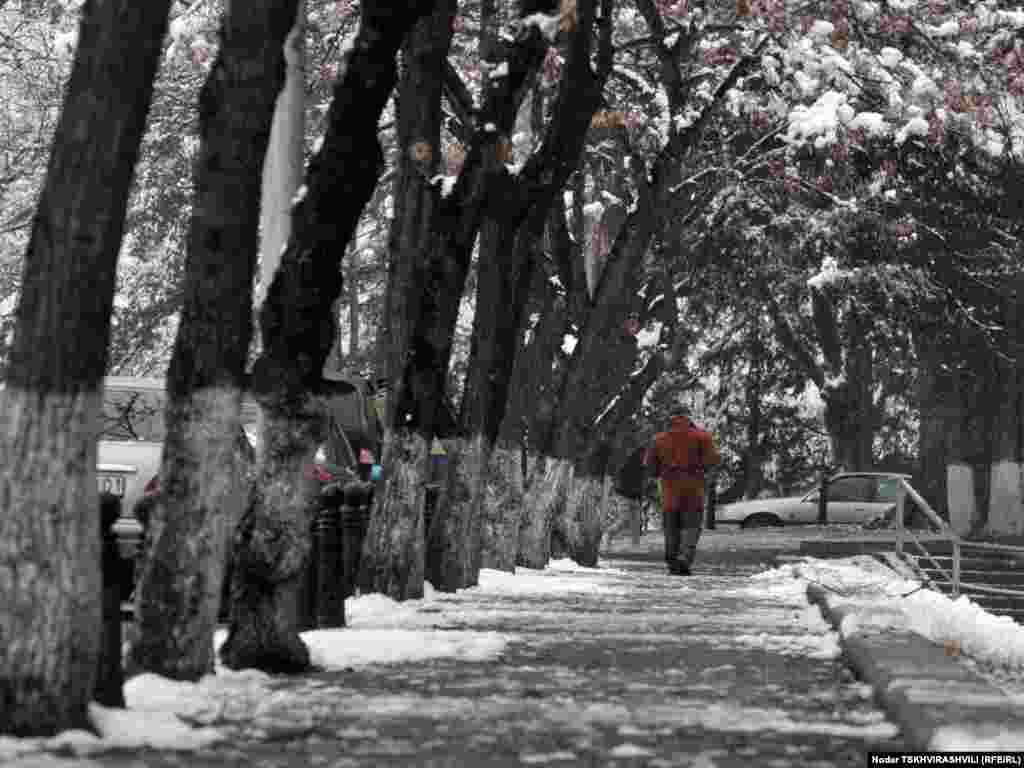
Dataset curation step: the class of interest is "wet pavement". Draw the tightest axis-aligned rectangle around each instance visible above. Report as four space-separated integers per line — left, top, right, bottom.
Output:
85 529 905 767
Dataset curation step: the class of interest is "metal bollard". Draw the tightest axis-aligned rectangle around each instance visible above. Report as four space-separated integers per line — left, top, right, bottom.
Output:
341 481 372 599
424 483 438 540
96 493 125 707
298 511 318 632
315 484 345 628
706 484 717 530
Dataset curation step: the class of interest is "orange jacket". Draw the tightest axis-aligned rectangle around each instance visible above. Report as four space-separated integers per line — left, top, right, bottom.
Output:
644 415 721 508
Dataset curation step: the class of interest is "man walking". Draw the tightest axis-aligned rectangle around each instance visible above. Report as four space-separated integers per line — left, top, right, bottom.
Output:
644 405 721 575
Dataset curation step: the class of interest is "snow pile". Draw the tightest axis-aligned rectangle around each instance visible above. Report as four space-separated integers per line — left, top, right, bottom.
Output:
0 581 513 761
477 559 628 595
520 12 560 43
52 28 78 59
759 555 1024 672
807 255 852 289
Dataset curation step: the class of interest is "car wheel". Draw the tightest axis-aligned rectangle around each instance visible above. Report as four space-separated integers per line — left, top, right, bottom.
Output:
741 512 783 528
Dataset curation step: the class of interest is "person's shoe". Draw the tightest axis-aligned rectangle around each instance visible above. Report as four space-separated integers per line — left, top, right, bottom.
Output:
677 563 692 576
667 562 683 575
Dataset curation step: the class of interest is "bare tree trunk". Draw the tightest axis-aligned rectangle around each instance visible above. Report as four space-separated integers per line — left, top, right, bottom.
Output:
0 0 170 736
256 0 306 308
480 444 524 571
348 246 360 358
517 456 574 568
358 429 429 597
363 0 456 600
427 0 612 589
518 157 658 568
986 274 1024 536
742 333 765 498
560 456 607 567
915 319 953 519
221 0 433 671
131 0 299 681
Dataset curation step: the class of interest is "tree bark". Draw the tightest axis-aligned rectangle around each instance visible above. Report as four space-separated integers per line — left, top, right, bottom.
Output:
514 24 771 571
428 0 612 589
220 0 433 671
130 0 299 681
985 273 1024 536
480 444 525 571
0 0 170 736
914 328 951 519
362 0 456 600
518 154 658 567
256 0 306 309
348 246 360 358
742 331 765 498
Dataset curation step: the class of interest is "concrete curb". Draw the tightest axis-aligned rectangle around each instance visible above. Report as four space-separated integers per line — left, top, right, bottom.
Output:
806 582 1024 750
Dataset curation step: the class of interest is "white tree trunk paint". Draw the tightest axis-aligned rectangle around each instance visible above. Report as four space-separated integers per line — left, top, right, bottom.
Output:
946 462 978 536
257 0 305 309
987 460 1024 536
517 456 573 569
255 0 306 442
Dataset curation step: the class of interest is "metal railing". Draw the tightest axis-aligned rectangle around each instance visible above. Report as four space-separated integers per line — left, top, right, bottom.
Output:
893 478 1024 600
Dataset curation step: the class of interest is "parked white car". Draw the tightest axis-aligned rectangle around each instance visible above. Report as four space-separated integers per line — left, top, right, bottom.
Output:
98 377 262 549
715 472 911 528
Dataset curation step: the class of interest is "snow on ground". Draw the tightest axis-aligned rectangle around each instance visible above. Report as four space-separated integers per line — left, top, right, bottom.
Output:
0 559 631 761
756 554 1024 673
0 581 515 761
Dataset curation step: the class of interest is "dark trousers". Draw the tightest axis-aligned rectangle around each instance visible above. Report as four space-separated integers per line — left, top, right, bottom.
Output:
663 494 704 566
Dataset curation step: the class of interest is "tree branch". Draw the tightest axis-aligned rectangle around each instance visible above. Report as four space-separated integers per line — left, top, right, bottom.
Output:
810 286 843 374
761 279 824 389
442 59 476 141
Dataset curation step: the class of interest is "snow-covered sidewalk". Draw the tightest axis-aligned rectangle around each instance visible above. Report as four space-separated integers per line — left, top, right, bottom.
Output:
770 554 1024 751
1 547 907 767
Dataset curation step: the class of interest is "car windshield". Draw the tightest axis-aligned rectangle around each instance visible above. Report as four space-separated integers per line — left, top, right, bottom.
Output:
102 387 166 442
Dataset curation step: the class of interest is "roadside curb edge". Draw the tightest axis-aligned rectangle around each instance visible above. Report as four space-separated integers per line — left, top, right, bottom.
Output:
806 582 1024 751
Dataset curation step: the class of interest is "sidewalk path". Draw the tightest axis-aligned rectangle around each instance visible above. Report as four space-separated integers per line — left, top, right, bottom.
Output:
9 531 905 767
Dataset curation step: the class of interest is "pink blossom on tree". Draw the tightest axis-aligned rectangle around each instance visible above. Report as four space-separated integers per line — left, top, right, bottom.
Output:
783 174 801 193
976 97 994 128
335 0 353 18
894 221 915 239
815 174 833 193
943 79 962 112
847 127 866 146
320 63 337 81
451 15 464 33
958 15 978 33
592 221 610 259
666 0 688 18
1010 72 1024 97
751 110 770 130
191 45 208 66
831 142 849 162
704 46 738 65
800 15 814 33
880 159 897 177
927 112 945 146
543 49 561 85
